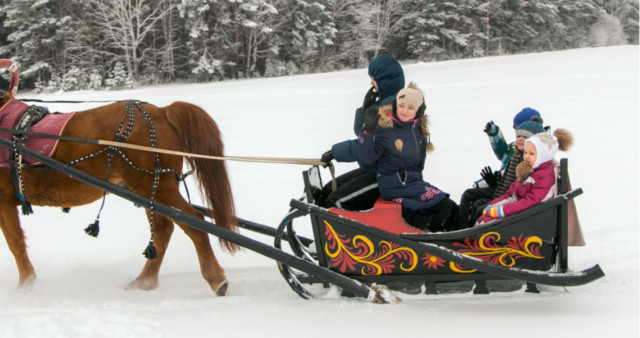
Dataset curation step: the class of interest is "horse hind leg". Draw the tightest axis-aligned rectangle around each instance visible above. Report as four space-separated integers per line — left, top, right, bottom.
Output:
0 201 36 287
117 156 228 295
164 195 229 296
173 212 229 296
126 197 228 296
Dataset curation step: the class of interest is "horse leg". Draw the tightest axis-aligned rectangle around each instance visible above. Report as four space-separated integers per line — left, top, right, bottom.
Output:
161 193 229 296
126 209 174 291
126 199 228 296
0 201 36 287
173 213 229 296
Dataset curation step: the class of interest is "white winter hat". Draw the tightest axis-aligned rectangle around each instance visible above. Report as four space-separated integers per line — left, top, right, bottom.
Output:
396 86 424 109
525 132 558 169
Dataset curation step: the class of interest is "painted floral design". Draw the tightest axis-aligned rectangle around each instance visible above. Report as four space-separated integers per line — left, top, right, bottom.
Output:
421 253 446 270
323 221 418 275
450 232 544 273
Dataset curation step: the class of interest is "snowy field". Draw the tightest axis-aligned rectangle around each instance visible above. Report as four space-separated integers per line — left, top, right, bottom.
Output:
0 45 637 337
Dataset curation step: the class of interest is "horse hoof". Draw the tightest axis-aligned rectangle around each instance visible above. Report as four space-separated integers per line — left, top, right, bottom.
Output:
18 274 36 288
214 280 228 296
17 280 35 290
126 278 158 291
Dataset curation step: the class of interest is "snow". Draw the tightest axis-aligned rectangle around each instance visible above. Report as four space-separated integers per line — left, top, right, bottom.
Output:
0 45 638 337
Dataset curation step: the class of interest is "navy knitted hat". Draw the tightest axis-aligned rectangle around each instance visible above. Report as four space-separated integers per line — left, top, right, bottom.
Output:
516 117 545 138
513 107 541 127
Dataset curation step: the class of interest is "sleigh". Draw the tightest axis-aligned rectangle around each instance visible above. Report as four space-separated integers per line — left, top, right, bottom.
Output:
273 160 603 298
0 59 602 303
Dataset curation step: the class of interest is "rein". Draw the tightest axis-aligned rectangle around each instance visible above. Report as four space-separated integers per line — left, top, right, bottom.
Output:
0 127 328 166
17 98 122 104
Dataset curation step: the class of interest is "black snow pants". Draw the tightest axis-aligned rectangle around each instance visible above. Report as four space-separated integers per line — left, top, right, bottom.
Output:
458 186 493 229
320 169 379 211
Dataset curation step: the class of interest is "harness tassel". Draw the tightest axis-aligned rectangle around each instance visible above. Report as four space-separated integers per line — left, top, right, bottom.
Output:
21 198 33 216
84 220 100 237
143 241 158 259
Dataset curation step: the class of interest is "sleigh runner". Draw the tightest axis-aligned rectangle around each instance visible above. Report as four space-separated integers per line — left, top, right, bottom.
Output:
0 59 603 303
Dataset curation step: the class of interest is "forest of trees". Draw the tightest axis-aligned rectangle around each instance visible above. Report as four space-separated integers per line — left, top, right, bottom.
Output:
0 0 637 92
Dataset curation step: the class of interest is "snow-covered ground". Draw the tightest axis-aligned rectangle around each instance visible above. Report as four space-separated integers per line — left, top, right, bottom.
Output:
0 45 637 337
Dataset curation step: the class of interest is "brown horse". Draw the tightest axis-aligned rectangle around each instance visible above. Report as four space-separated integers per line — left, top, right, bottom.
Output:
0 86 238 295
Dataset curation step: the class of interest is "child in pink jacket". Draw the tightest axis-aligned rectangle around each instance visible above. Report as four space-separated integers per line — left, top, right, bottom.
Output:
475 129 573 225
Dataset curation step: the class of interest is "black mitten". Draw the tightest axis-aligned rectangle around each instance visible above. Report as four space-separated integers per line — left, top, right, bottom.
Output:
320 150 334 167
480 166 499 188
362 107 379 133
484 121 497 135
362 86 377 110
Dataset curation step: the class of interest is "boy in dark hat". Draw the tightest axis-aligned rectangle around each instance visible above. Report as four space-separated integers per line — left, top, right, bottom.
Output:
480 107 542 183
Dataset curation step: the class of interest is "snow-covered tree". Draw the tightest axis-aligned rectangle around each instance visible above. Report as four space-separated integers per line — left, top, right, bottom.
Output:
354 0 416 57
269 0 336 73
236 0 279 78
589 9 628 46
178 0 226 81
105 62 129 89
594 0 639 44
88 69 104 90
322 0 369 68
62 66 89 91
395 0 485 60
0 0 635 90
92 0 172 83
0 0 67 87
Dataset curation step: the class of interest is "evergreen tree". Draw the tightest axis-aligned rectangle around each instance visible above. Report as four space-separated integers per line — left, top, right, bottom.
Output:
0 0 635 91
88 69 104 90
178 0 227 81
395 1 445 60
323 0 369 68
595 0 639 44
0 0 66 88
62 66 88 92
397 0 485 61
556 0 599 49
590 8 629 46
105 61 129 89
271 0 336 74
236 0 279 78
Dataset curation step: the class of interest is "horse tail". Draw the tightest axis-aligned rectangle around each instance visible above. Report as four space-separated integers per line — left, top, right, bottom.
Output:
164 101 240 253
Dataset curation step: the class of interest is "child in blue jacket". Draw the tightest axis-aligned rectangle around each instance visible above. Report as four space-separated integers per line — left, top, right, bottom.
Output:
358 83 458 232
